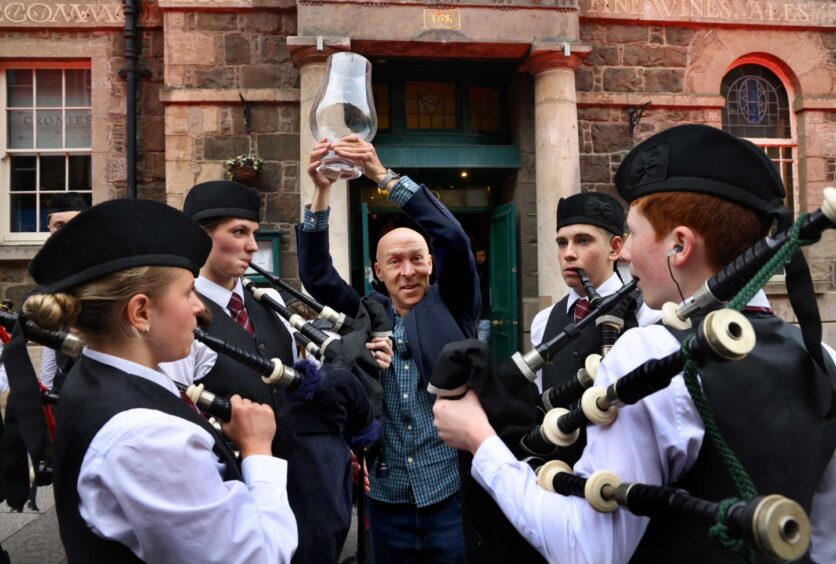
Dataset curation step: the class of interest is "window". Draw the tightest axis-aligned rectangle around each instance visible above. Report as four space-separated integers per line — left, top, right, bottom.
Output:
404 81 457 130
2 64 92 241
721 64 795 214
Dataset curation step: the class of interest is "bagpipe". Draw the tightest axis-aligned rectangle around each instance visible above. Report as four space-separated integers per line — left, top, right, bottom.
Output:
534 459 808 562
538 269 635 412
0 309 86 508
427 188 836 561
247 262 359 334
242 274 392 419
519 309 754 456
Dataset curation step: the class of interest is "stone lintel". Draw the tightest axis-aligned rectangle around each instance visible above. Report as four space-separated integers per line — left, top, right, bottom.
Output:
520 43 591 75
287 36 351 67
352 39 530 59
159 0 294 10
793 96 836 113
577 92 724 109
160 88 300 104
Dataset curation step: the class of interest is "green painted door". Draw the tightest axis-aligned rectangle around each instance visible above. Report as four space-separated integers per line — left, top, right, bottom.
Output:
489 203 518 359
350 202 371 295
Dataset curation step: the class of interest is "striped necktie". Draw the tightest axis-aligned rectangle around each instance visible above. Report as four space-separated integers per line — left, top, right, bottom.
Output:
228 293 255 336
573 298 591 324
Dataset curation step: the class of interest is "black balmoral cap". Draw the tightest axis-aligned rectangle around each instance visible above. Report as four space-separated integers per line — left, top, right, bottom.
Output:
183 180 261 222
615 124 786 217
556 192 625 236
30 199 212 292
47 192 89 216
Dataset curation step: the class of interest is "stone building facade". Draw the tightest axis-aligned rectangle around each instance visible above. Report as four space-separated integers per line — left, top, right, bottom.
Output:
0 0 834 347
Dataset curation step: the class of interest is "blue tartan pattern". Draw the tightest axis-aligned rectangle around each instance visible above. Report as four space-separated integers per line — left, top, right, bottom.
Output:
369 313 460 507
302 205 330 232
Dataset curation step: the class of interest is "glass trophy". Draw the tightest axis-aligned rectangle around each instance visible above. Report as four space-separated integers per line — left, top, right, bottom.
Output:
309 52 378 180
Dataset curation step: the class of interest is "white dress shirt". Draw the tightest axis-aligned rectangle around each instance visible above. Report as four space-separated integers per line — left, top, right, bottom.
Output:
39 346 57 389
475 291 836 563
160 276 296 387
529 273 660 391
78 348 297 563
0 341 7 394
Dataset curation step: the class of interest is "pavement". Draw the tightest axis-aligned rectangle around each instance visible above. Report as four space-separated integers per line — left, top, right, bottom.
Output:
0 484 360 563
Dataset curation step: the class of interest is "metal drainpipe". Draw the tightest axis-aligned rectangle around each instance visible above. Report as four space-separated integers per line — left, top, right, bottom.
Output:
120 0 140 198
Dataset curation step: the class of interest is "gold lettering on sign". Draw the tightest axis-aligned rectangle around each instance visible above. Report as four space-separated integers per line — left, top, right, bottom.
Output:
585 0 836 25
423 8 461 30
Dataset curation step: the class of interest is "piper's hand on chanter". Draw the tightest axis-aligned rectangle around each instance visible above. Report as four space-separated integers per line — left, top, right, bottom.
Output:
366 336 393 370
331 136 390 189
221 395 276 459
433 389 497 455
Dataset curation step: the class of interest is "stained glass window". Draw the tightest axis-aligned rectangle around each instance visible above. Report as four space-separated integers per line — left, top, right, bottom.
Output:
721 65 789 139
405 81 457 130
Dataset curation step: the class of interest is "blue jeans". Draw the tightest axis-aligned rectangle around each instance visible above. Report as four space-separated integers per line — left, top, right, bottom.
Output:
477 319 491 343
368 494 465 564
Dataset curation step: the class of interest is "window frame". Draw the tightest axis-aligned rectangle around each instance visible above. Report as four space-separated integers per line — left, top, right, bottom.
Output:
1 60 92 243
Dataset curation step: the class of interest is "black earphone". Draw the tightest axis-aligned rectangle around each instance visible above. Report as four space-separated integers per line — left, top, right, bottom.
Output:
666 244 686 302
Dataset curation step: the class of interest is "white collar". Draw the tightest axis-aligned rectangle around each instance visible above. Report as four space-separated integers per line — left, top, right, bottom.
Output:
565 272 623 314
82 348 179 397
196 276 245 313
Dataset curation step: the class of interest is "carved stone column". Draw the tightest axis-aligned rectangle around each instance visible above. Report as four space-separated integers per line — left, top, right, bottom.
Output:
288 36 352 280
521 42 591 306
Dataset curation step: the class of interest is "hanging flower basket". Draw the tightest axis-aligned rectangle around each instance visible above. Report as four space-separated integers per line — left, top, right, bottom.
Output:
225 154 264 185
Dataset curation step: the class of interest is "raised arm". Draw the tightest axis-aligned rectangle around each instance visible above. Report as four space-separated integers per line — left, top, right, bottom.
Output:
296 139 362 316
332 137 480 329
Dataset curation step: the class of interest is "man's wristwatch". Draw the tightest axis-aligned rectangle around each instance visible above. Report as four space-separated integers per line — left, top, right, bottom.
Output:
377 169 400 190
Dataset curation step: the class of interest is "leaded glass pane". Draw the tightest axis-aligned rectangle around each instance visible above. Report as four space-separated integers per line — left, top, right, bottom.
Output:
721 65 790 138
404 81 457 130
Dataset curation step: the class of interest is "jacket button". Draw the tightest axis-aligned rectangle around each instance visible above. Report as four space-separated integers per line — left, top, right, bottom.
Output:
571 351 579 359
259 343 266 351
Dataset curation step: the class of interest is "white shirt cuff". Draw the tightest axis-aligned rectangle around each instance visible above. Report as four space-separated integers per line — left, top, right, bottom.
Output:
241 455 288 489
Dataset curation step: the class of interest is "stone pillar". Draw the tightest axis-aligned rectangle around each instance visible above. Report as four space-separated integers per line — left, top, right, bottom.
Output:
288 36 352 281
521 42 591 306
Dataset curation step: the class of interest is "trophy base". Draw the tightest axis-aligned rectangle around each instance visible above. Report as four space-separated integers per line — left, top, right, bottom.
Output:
316 154 362 181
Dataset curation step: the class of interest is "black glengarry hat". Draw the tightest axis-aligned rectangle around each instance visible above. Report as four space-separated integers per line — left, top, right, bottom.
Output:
615 124 786 217
556 192 625 236
30 199 211 292
47 192 89 216
183 180 261 223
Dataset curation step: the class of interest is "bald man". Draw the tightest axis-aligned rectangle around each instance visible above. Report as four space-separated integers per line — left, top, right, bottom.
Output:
297 136 479 563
